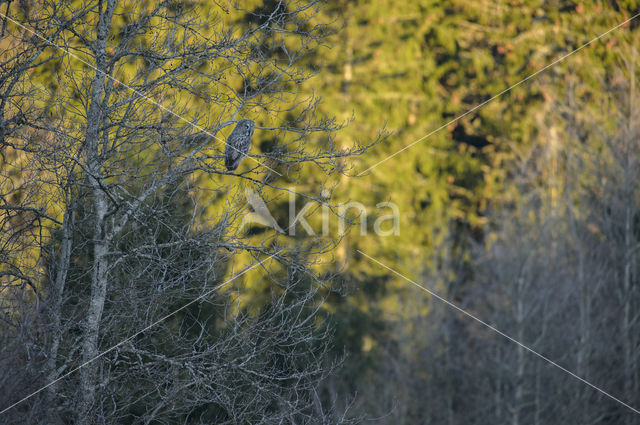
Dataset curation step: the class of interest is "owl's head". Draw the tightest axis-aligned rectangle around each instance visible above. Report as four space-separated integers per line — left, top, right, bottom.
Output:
237 118 254 131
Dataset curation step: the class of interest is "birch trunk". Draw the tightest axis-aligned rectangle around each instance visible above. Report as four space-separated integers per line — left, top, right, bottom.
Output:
45 205 74 422
77 1 115 422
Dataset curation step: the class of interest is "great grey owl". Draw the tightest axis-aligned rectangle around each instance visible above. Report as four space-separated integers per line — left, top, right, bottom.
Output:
224 119 254 171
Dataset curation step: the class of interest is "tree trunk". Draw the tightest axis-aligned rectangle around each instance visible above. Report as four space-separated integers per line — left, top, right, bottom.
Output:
77 2 115 422
512 276 525 425
45 205 74 423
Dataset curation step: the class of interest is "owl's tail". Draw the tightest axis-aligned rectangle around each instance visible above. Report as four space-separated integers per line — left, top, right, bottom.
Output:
223 174 248 241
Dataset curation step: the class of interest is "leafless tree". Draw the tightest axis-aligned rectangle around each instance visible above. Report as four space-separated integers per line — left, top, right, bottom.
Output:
0 1 378 423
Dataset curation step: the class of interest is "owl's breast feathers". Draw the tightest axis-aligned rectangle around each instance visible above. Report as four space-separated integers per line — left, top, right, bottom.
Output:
224 119 254 171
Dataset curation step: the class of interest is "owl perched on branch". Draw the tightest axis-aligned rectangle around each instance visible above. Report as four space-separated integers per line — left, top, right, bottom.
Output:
224 119 254 171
